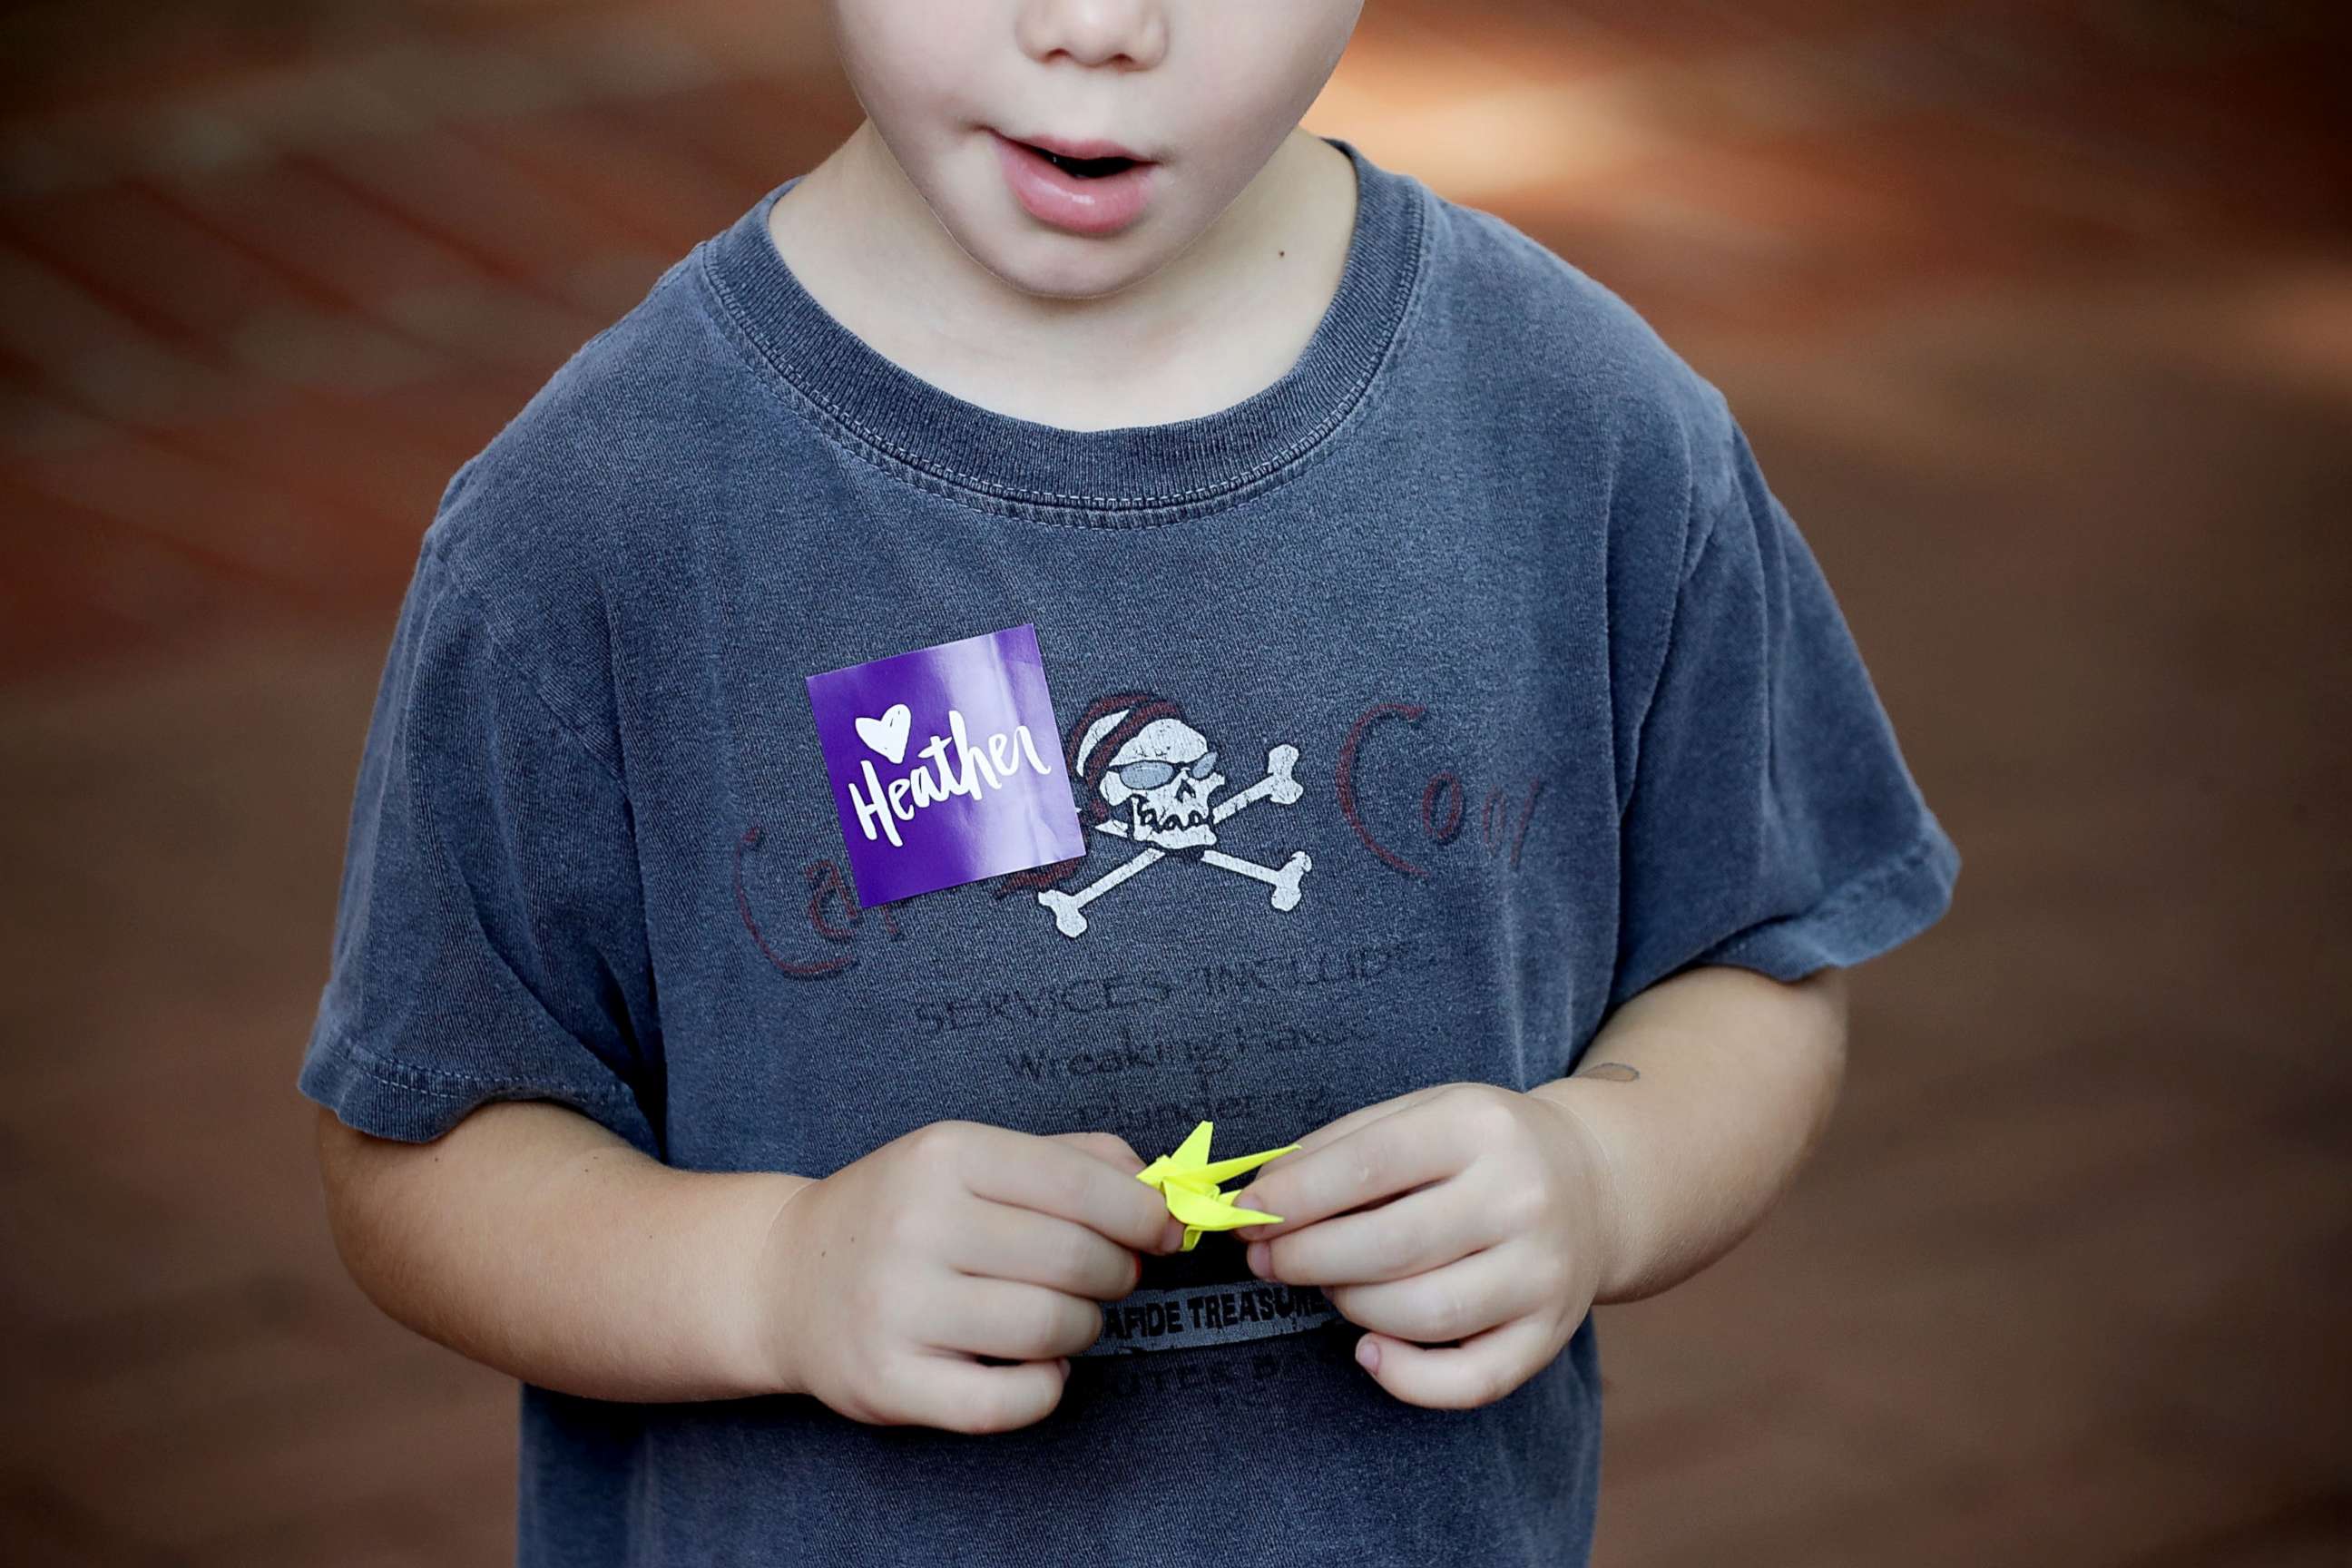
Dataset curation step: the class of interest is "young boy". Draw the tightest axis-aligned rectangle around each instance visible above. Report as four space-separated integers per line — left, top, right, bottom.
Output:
301 3 1959 1563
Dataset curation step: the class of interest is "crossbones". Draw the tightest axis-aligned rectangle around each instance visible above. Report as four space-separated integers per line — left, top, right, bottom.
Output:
1037 739 1312 939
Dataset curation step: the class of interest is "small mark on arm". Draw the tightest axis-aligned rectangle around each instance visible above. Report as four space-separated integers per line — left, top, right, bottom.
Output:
1574 1062 1640 1083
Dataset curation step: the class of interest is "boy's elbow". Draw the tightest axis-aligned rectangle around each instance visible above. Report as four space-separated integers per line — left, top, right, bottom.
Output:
312 1105 432 1318
1800 966 1851 1072
313 1101 362 1179
1783 967 1851 1149
314 1102 391 1217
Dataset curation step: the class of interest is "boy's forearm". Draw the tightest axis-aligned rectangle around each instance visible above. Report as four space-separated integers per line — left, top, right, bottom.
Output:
316 1100 813 1403
1530 964 1849 1305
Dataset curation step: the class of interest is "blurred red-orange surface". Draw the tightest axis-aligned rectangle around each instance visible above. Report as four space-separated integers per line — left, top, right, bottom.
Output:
2 3 2346 1563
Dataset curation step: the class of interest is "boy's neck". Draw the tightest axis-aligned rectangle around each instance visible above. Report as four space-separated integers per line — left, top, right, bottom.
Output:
765 121 1358 432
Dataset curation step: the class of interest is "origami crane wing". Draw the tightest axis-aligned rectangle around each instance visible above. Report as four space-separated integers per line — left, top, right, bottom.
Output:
1134 1122 1300 1249
1166 1121 1216 1171
1192 1144 1298 1185
1162 1182 1283 1231
1156 1121 1296 1184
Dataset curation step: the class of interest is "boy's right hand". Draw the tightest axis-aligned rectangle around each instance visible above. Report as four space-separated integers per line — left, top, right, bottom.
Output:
752 1122 1181 1433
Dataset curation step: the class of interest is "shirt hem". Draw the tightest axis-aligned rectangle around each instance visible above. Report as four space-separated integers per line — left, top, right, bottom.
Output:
1698 815 1963 981
299 1027 659 1154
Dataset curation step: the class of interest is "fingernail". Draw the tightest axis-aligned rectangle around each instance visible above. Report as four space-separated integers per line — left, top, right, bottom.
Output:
1356 1337 1381 1373
1055 1357 1072 1377
1246 1241 1271 1279
1232 1189 1259 1210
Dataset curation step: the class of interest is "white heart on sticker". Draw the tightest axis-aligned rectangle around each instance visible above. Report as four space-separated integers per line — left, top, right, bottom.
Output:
855 703 912 765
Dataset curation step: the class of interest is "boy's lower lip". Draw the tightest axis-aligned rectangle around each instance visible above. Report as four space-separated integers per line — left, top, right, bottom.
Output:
989 130 1156 237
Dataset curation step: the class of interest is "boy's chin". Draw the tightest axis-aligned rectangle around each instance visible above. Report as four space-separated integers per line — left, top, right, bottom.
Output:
950 215 1186 302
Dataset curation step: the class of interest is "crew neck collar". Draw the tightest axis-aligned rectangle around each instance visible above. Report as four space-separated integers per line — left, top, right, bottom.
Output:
699 135 1427 524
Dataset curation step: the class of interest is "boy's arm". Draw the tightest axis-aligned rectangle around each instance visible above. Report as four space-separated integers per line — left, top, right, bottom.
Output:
1528 962 1849 1304
316 1101 1177 1426
316 1101 808 1402
1230 963 1848 1407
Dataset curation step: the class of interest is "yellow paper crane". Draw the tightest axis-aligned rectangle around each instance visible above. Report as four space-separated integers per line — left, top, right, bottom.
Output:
1134 1121 1299 1251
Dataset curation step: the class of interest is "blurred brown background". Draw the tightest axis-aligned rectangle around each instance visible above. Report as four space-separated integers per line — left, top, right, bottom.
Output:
4 1 2347 1563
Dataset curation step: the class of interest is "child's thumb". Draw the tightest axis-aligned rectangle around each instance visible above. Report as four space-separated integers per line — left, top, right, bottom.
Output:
1044 1129 1144 1174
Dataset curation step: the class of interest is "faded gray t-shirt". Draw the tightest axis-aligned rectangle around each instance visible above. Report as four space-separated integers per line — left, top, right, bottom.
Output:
299 136 1959 1566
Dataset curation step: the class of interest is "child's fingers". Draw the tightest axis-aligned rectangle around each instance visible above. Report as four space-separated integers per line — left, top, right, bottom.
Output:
1248 1184 1490 1286
925 1278 1103 1364
897 1350 1069 1435
1351 1314 1553 1411
1230 1085 1455 1240
1044 1130 1145 1175
959 1131 1169 1253
1228 1105 1465 1238
1285 1084 1451 1160
949 1204 1141 1301
1324 1246 1531 1344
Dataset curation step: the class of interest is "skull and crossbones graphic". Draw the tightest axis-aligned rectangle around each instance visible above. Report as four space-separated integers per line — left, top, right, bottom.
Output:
1004 693 1312 939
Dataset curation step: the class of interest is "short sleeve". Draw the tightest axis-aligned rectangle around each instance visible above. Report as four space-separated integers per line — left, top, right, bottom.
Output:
298 538 662 1153
1610 420 1961 1012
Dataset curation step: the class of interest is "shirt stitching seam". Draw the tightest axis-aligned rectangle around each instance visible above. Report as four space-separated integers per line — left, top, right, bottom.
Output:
320 1028 641 1106
1708 825 1948 957
1617 410 1703 826
418 535 632 799
691 185 1433 524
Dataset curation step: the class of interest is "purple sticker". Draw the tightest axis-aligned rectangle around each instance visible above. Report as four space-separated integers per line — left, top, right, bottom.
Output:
806 624 1086 905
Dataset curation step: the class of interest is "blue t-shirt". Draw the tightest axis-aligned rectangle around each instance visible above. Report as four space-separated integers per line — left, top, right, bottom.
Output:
299 135 1959 1566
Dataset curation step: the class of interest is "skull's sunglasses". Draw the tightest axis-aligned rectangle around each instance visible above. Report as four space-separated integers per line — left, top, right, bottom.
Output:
1111 753 1219 792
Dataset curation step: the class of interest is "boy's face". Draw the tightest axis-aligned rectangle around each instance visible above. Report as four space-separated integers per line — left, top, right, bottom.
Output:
823 0 1365 298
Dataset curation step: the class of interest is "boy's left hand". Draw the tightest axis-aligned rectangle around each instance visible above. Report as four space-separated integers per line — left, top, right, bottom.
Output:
1229 1082 1620 1410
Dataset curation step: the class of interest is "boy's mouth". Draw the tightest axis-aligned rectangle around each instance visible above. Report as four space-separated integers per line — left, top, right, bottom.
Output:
990 130 1158 236
1010 138 1147 180
1032 147 1137 179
